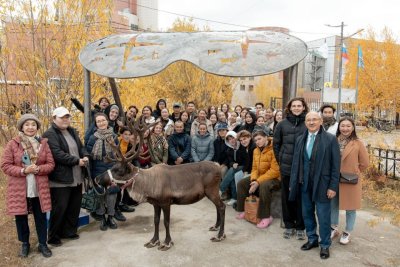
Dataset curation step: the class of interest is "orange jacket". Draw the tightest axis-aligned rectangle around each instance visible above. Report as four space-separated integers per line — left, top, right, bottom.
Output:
250 143 280 184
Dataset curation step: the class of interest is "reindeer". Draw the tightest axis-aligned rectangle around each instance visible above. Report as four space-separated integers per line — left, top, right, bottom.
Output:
97 117 226 251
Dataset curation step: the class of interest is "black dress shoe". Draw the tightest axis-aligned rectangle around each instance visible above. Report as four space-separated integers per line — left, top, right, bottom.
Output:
107 216 118 229
38 244 52 258
19 242 30 257
320 247 330 259
100 216 108 231
114 209 127 221
119 203 136 213
301 241 319 251
47 238 62 247
90 212 103 221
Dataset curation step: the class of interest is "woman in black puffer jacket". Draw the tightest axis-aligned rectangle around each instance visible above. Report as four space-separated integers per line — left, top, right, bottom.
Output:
273 97 309 240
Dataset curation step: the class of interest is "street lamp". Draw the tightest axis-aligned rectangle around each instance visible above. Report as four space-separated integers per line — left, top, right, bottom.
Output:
325 23 364 120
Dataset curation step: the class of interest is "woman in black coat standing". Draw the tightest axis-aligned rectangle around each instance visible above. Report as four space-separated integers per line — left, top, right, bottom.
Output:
273 97 309 240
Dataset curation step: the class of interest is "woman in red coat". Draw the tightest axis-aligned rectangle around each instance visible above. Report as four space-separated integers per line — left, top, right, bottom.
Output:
1 114 55 258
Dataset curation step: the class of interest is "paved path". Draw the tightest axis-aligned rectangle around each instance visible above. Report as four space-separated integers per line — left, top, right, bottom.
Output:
32 199 400 267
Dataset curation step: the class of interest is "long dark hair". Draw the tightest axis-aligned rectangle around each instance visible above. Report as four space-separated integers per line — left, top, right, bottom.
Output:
336 117 358 140
284 97 309 115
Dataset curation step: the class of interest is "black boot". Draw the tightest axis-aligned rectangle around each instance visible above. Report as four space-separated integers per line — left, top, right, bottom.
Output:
100 215 108 231
107 216 118 229
119 203 136 213
38 244 52 258
19 242 30 258
114 208 127 221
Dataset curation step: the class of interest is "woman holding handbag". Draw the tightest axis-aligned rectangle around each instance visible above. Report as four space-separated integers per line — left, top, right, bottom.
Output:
330 117 369 244
1 114 55 258
236 129 280 229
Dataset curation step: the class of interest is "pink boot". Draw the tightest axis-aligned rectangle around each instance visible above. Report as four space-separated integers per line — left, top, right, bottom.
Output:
236 212 245 220
256 216 273 229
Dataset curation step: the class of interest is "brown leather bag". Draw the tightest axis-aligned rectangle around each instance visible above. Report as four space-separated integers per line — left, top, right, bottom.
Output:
244 195 260 224
340 172 359 184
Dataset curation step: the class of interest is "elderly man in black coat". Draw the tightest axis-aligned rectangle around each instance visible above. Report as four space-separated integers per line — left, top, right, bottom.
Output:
289 111 340 260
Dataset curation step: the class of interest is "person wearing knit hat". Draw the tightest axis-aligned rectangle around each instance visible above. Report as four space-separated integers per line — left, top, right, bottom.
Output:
1 112 54 257
17 114 41 132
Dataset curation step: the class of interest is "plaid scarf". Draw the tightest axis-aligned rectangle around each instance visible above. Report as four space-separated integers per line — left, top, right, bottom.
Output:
338 135 351 156
92 128 114 160
18 132 40 164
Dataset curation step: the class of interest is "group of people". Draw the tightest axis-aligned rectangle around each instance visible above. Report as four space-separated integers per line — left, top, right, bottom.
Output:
0 96 369 260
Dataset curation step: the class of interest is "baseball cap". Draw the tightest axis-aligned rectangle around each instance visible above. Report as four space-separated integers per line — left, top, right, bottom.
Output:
52 107 71 117
173 103 181 108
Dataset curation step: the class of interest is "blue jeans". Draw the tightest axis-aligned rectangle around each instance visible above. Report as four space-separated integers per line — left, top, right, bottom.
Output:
220 166 243 200
330 195 356 232
301 186 331 248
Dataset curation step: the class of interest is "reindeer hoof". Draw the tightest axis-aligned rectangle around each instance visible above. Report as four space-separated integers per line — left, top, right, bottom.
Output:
210 234 226 242
209 226 219 231
144 240 160 248
158 241 174 251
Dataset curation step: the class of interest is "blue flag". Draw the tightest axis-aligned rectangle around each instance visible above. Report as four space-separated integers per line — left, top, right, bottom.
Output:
358 45 364 69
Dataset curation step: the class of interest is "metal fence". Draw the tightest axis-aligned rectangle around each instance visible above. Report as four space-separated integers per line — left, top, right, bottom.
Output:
368 145 400 180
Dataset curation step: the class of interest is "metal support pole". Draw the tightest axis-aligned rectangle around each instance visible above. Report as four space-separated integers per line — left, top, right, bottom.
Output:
108 77 125 124
282 64 298 110
337 21 344 120
84 68 91 132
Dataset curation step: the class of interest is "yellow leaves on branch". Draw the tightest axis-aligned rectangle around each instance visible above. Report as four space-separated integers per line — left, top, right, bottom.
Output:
343 27 400 114
0 0 114 121
253 74 282 105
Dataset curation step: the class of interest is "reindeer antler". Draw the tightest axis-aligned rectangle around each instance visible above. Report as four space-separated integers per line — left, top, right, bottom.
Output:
105 137 124 162
125 116 150 162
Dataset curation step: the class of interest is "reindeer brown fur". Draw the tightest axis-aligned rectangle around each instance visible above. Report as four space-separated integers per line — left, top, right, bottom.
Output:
98 117 226 251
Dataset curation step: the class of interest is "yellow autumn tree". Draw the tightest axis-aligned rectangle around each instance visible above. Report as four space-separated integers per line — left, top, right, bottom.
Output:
118 18 232 111
0 0 114 136
343 27 400 118
253 73 283 107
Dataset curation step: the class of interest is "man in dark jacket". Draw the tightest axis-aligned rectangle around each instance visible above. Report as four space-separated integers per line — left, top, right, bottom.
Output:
289 111 340 259
273 97 309 240
168 121 192 165
213 122 229 179
42 107 89 246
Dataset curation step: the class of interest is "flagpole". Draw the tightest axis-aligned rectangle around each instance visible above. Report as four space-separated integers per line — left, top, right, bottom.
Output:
355 45 360 121
337 22 344 121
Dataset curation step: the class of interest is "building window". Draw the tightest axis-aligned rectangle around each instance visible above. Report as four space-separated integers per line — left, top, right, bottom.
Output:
240 85 245 91
249 85 254 91
249 76 254 81
240 77 245 80
131 24 139 30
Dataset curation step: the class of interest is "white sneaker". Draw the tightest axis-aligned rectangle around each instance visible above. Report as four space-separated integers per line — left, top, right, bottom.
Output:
340 232 350 245
226 199 237 206
330 227 340 239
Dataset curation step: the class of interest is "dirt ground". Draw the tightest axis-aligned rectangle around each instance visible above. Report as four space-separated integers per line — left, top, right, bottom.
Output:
28 199 400 267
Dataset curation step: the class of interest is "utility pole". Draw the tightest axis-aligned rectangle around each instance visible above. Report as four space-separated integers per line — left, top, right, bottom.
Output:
337 22 344 121
326 22 345 120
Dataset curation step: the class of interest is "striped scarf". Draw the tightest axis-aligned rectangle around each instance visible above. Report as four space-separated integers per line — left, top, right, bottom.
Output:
18 132 40 164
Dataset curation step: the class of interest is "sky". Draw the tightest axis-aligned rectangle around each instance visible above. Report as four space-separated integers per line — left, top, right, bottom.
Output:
156 0 399 42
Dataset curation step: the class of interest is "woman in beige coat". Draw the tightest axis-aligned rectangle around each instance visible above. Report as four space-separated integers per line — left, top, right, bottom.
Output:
330 117 369 245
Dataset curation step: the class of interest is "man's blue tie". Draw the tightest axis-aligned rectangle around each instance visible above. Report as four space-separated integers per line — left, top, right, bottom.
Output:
307 134 315 158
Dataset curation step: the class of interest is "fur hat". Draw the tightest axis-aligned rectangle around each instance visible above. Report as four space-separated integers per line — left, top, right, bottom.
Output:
17 113 41 131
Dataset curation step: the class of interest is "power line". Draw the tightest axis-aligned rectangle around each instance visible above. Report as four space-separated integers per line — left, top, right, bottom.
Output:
136 3 251 29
